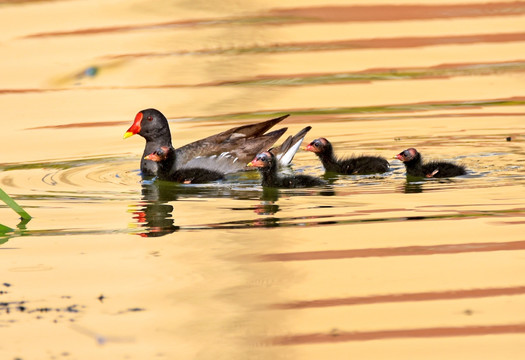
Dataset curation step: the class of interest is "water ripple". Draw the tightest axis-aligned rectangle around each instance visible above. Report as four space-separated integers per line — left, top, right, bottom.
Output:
0 156 140 201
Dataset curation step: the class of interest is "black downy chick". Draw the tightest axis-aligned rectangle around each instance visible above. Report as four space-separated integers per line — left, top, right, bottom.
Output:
306 138 389 174
144 146 224 184
247 151 326 188
396 148 466 178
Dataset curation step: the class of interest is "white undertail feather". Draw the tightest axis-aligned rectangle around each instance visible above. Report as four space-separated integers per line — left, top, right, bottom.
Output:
276 134 306 166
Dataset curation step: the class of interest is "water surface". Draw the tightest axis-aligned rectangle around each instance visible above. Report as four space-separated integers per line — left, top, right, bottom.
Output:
1 1 524 359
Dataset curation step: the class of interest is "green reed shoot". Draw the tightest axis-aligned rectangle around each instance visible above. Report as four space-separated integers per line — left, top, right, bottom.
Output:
0 187 31 220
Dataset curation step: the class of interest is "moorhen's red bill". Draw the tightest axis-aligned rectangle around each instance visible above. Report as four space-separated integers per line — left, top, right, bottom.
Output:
396 148 466 178
306 137 389 174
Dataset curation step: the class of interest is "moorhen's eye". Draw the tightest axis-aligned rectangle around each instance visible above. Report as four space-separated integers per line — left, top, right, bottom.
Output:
147 116 153 121
403 150 410 157
313 140 320 147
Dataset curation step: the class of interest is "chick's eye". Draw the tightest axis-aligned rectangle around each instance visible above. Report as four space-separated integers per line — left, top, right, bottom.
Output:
147 116 153 121
403 150 410 156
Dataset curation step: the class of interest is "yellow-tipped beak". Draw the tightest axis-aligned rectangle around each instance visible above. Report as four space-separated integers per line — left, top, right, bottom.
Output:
123 131 134 139
247 162 254 167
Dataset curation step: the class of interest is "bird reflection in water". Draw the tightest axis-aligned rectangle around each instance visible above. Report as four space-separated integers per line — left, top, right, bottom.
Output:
252 187 280 227
131 179 336 235
254 187 280 215
403 180 424 194
131 178 266 235
252 187 335 227
402 177 457 194
132 181 180 237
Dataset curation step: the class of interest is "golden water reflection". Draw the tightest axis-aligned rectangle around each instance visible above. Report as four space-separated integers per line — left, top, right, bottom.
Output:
1 0 525 359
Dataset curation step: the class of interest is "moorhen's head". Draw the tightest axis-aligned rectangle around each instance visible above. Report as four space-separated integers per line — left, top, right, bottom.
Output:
144 146 171 162
124 108 170 141
247 151 275 169
396 148 419 162
306 138 331 154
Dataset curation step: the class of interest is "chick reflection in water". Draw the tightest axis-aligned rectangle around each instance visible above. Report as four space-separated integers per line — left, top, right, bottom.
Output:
402 180 424 194
132 180 246 237
250 186 336 228
132 181 180 237
131 178 280 234
252 187 280 227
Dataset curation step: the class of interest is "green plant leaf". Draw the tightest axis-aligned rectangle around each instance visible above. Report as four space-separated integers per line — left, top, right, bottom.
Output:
0 188 31 220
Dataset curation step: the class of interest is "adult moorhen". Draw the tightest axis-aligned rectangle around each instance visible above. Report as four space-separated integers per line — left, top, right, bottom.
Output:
396 148 466 178
144 146 224 184
124 108 311 176
306 137 389 174
247 151 326 188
